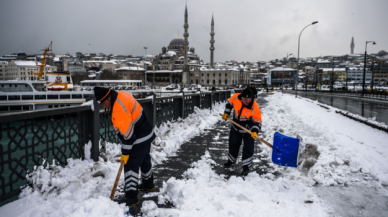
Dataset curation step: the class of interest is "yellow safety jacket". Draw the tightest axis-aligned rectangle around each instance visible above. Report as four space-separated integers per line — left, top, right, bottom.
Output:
224 93 262 133
111 91 155 154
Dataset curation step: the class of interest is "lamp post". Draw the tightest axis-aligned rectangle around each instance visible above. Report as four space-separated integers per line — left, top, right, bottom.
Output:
371 61 375 94
345 66 349 91
296 21 318 98
362 41 376 96
144 46 148 56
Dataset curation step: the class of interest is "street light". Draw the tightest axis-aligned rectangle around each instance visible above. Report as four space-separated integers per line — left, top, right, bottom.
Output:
296 21 318 98
144 46 148 56
362 41 376 96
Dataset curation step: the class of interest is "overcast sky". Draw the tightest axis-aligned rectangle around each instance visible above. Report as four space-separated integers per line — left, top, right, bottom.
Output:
0 0 387 62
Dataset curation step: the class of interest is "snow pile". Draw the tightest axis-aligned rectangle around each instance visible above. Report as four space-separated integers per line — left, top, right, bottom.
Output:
142 151 328 217
16 158 125 216
261 94 388 187
81 100 95 111
0 103 225 216
151 103 224 164
335 110 388 130
1 92 388 217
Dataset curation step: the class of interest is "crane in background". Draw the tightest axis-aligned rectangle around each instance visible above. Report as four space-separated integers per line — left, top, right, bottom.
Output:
32 41 52 79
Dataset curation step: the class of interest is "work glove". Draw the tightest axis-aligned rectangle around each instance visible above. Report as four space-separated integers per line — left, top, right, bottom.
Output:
251 132 258 140
120 155 129 165
222 113 229 121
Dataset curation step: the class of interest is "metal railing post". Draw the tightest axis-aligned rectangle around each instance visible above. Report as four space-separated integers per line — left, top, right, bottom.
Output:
210 93 213 110
182 91 185 118
90 99 100 161
152 94 156 127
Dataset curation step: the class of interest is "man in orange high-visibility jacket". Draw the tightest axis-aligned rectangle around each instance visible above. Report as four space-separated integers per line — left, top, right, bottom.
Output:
222 87 262 176
94 87 156 207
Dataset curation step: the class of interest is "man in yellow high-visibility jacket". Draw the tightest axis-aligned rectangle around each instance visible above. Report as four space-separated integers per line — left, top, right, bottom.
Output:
222 88 262 176
94 87 156 207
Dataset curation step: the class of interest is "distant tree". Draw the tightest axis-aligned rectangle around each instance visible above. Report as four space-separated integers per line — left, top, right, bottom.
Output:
99 70 118 80
72 71 88 85
377 50 388 57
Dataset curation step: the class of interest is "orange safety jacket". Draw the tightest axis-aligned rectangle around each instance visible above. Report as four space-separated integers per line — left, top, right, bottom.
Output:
224 93 262 134
111 91 155 154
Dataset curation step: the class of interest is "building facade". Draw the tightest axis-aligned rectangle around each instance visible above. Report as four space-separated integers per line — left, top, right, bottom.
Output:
0 61 8 80
115 67 145 84
5 61 57 81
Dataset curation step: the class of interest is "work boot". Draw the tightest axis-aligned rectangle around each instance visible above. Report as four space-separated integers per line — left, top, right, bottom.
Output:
224 161 233 168
138 182 155 192
126 197 139 206
241 167 249 176
126 203 139 216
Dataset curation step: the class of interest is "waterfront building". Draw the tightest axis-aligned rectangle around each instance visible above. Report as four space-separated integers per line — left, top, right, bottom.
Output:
83 60 122 73
66 60 86 74
345 67 371 84
267 67 297 87
320 68 347 84
115 67 145 84
0 61 8 80
5 60 57 81
199 65 242 86
146 4 201 86
146 5 250 87
315 59 332 69
373 65 388 84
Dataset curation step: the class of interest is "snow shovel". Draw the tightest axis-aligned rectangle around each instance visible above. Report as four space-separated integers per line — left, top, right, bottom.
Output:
110 160 125 200
219 113 300 168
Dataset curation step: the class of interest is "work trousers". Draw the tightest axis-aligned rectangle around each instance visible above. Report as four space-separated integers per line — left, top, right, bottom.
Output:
227 126 255 169
123 138 154 201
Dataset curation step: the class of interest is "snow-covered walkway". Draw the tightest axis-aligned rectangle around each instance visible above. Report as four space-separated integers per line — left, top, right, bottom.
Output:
1 92 388 217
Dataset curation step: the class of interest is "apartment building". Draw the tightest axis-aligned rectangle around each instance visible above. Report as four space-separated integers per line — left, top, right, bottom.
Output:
0 61 8 80
5 60 57 80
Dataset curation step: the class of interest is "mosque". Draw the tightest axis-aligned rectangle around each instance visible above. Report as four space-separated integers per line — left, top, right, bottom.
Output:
145 4 251 87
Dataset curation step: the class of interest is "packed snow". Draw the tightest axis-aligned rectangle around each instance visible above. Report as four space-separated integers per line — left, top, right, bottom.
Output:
1 92 387 217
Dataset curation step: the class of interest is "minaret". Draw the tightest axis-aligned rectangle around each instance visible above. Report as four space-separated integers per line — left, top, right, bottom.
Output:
210 13 215 68
183 3 189 72
350 36 355 54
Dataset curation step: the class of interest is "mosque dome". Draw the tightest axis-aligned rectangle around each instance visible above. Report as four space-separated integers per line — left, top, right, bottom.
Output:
169 38 185 47
163 51 177 57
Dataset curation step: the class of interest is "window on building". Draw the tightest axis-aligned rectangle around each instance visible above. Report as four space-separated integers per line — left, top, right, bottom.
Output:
219 80 221 84
225 79 228 84
207 80 209 84
213 80 215 85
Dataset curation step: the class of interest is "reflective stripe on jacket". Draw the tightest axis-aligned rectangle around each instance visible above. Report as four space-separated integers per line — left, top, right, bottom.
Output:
112 91 155 154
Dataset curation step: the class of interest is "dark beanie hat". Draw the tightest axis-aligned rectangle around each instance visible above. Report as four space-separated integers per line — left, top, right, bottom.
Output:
240 88 253 98
94 86 111 104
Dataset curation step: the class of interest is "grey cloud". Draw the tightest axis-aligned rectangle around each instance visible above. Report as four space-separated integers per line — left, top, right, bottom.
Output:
0 0 387 62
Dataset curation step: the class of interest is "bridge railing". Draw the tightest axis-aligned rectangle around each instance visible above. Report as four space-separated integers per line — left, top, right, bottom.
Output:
0 90 231 205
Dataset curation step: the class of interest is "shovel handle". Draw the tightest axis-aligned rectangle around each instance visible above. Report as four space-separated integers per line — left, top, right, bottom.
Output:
110 160 125 200
219 113 273 148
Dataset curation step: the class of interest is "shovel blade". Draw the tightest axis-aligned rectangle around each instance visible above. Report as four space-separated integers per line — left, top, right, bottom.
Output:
271 132 299 168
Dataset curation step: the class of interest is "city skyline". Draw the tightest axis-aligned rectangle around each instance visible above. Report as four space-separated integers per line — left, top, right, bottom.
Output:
0 0 387 62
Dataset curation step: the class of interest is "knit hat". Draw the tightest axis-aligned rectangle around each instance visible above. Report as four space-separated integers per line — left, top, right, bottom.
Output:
240 87 253 98
94 86 111 104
